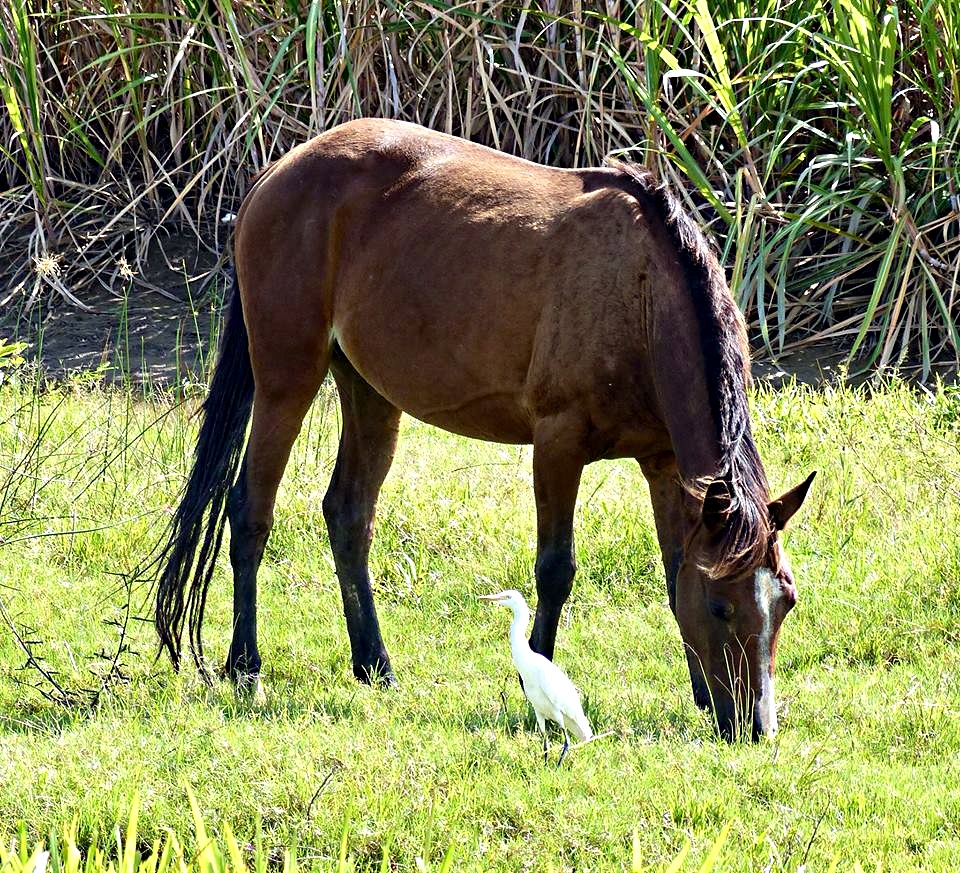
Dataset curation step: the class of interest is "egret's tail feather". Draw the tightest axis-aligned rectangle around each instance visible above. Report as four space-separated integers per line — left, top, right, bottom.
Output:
565 712 593 743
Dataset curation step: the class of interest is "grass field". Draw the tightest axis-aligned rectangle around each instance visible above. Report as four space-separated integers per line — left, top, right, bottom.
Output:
3 1 960 868
1 369 960 870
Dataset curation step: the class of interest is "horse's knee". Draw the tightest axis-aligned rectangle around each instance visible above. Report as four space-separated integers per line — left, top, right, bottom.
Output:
535 546 576 604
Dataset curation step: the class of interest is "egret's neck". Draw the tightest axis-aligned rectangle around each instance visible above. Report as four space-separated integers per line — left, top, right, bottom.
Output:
507 602 535 671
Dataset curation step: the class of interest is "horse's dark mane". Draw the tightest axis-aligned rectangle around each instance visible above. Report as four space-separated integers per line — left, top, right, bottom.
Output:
607 161 775 578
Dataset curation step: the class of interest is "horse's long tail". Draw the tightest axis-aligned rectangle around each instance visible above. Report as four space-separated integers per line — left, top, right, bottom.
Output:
155 275 254 670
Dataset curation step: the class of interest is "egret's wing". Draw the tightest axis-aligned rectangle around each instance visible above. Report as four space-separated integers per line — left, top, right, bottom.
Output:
537 659 581 702
527 652 589 725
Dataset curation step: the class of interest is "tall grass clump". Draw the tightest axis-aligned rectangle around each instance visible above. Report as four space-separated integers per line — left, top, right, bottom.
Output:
0 1 957 373
610 0 959 374
0 793 736 873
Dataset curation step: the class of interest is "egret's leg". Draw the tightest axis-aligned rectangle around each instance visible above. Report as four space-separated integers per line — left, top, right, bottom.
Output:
557 730 570 768
528 415 587 661
536 713 548 765
323 349 401 684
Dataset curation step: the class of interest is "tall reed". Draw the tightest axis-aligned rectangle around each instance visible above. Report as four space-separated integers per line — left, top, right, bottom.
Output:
1 1 957 374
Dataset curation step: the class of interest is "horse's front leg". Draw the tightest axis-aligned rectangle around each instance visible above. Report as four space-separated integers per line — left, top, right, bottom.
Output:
528 416 587 660
640 459 711 709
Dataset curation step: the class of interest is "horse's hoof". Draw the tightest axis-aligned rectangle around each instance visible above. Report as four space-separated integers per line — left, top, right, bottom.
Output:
223 657 265 701
354 662 397 687
234 672 265 703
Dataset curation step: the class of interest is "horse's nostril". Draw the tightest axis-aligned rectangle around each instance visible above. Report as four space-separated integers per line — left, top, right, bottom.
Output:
752 709 777 741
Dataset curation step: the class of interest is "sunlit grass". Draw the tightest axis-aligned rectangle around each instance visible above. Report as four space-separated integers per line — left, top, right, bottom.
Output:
1 372 959 869
0 791 730 872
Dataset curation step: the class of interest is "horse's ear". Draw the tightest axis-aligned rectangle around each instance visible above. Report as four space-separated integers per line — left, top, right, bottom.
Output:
701 478 733 536
769 471 816 531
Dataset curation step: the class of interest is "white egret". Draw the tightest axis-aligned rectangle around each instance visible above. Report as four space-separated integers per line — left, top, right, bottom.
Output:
480 589 593 766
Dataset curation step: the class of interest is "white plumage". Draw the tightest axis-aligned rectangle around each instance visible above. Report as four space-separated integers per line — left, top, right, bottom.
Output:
480 589 593 765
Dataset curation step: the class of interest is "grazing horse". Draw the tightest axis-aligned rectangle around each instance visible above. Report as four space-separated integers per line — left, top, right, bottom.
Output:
153 118 814 741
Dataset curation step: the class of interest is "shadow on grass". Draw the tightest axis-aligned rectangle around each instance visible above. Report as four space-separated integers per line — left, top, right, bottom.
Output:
0 700 90 736
209 666 371 725
460 683 703 746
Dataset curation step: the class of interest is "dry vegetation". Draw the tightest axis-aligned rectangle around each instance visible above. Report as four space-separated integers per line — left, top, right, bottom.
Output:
1 0 958 373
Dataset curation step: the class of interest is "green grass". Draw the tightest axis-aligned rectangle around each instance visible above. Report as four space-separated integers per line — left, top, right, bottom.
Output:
2 373 960 869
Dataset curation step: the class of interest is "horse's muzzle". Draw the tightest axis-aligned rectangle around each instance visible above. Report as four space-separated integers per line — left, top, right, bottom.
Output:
715 695 777 742
686 652 777 742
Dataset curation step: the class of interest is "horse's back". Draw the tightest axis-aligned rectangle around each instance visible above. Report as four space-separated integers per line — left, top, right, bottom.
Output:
235 120 677 451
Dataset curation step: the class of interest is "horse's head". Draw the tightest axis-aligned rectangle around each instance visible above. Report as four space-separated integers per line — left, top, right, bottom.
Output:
674 471 815 741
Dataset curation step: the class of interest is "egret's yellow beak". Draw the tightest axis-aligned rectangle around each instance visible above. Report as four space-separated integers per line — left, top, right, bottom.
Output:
479 592 508 603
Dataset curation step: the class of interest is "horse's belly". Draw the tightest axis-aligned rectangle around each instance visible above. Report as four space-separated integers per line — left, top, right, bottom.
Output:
405 393 534 443
335 329 535 444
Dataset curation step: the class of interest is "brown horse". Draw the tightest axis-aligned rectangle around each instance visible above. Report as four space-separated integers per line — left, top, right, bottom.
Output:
153 118 814 741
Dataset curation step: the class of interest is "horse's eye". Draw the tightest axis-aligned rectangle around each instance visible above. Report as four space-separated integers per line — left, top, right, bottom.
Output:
709 598 734 621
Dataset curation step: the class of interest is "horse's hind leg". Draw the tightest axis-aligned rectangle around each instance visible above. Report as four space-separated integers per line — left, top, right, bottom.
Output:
225 373 327 681
323 347 401 684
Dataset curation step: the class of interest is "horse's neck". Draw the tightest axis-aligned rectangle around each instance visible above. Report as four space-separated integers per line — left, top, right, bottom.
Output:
640 278 756 597
644 288 727 485
641 296 726 604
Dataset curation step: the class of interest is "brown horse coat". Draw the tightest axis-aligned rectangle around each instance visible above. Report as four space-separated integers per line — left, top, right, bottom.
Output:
154 118 814 741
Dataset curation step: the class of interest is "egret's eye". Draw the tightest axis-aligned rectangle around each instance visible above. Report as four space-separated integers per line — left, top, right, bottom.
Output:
709 598 734 621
